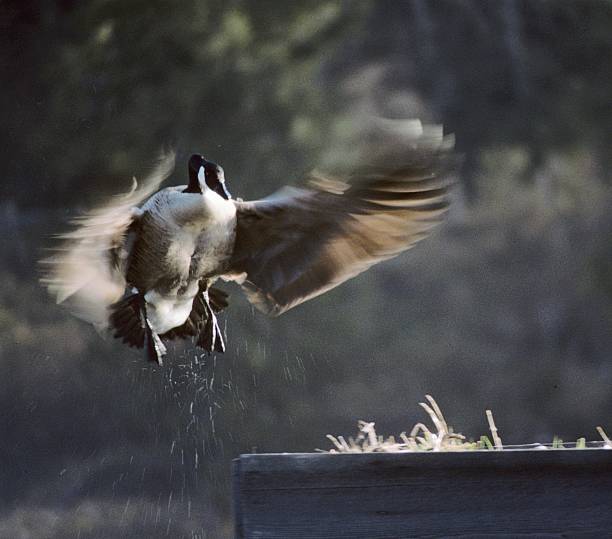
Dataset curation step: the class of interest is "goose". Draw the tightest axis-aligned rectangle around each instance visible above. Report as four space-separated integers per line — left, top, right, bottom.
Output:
41 120 456 364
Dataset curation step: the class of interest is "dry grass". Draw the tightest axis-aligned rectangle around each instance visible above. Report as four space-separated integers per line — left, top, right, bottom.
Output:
324 395 612 453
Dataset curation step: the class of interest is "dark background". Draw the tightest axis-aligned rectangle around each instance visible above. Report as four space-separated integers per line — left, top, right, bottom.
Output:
2 1 612 537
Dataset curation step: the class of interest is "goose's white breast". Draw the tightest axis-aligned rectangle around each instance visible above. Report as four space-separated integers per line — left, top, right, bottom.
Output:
140 187 236 333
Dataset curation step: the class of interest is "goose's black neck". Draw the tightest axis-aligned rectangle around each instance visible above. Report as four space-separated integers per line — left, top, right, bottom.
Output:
184 154 205 194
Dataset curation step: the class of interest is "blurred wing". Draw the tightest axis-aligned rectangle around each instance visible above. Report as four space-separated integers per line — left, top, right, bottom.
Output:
228 140 455 316
40 151 176 328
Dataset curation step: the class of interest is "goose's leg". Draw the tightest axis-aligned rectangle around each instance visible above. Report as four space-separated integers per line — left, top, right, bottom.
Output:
109 288 166 364
138 294 167 365
197 289 226 353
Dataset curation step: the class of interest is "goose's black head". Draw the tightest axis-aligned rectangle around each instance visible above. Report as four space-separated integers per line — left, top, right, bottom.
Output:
185 154 231 199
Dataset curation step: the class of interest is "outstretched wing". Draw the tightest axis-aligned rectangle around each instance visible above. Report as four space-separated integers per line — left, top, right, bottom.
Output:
40 151 176 329
227 123 455 316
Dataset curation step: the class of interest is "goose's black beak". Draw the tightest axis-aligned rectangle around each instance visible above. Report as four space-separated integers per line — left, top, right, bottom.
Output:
215 182 231 200
203 159 231 200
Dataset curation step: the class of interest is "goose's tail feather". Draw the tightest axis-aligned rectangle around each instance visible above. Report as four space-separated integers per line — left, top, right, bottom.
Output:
108 292 146 348
108 290 167 364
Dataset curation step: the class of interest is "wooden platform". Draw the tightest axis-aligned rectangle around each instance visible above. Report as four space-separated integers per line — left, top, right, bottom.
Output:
233 449 612 538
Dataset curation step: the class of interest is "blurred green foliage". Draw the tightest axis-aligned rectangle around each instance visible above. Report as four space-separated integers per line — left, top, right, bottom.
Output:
3 0 612 207
1 0 370 206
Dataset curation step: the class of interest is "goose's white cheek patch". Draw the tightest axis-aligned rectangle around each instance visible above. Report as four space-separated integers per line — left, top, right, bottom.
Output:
198 166 206 187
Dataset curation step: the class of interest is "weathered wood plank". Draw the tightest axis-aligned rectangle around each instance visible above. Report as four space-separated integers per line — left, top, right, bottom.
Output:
233 449 612 538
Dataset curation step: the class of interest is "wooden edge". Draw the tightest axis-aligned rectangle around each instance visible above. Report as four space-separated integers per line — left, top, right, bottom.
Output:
232 455 243 539
234 447 612 471
233 449 612 538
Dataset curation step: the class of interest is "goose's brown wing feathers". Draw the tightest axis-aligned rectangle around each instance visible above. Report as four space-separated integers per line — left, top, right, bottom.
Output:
228 151 455 316
40 151 176 329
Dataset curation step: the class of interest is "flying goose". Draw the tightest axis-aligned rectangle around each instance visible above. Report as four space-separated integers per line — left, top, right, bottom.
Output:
41 121 455 364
